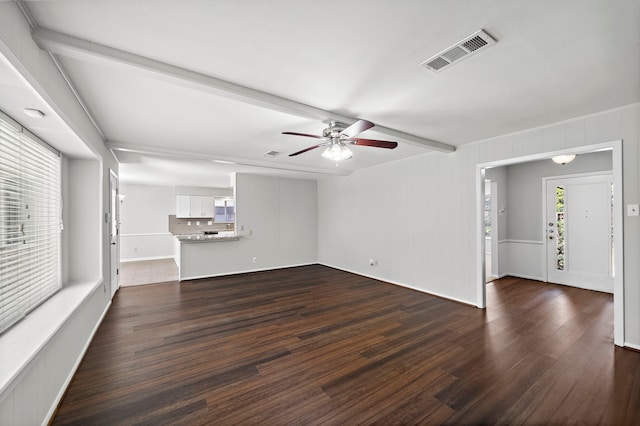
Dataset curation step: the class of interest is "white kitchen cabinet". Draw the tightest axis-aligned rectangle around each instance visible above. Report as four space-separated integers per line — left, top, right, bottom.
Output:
176 195 191 218
175 195 214 218
190 196 214 218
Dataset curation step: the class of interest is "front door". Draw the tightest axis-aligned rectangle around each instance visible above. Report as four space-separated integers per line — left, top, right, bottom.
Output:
545 174 613 293
109 170 120 298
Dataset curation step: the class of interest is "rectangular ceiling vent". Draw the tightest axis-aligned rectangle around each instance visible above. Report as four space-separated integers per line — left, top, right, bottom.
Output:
262 150 281 157
421 29 496 72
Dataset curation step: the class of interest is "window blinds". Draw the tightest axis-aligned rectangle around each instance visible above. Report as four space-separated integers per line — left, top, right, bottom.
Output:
0 112 61 334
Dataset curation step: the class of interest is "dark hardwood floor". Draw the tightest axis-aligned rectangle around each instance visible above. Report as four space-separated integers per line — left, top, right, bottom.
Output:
53 265 640 425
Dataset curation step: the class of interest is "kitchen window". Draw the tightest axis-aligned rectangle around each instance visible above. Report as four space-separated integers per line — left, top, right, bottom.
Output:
214 197 235 222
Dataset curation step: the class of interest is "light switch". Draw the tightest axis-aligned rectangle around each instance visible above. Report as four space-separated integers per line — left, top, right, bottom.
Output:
628 204 639 217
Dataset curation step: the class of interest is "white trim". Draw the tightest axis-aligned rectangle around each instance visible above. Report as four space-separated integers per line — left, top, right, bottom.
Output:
120 255 176 263
611 140 624 346
502 239 544 245
624 342 640 351
477 170 486 308
498 272 545 282
43 300 111 426
179 262 316 281
120 232 174 237
320 263 477 307
476 139 624 346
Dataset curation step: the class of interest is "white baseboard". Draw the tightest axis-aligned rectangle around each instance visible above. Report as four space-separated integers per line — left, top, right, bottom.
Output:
43 299 112 426
501 272 545 282
624 341 640 351
319 262 477 307
120 255 176 263
179 262 316 281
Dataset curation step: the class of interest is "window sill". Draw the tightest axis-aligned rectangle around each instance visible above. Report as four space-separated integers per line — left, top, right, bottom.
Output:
0 279 103 397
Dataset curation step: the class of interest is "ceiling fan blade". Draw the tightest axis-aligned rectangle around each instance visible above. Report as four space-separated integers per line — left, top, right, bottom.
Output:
282 131 324 139
289 144 323 156
349 138 398 149
340 119 374 138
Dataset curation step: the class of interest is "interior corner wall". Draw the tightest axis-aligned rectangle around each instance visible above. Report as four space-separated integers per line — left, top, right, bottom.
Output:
318 104 640 347
67 159 102 282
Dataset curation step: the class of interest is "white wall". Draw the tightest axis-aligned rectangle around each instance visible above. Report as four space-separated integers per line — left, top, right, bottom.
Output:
119 183 175 261
67 160 102 281
0 3 117 425
318 104 640 347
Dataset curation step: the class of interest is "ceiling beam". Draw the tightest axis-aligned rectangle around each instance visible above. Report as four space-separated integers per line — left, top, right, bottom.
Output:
32 27 455 153
105 140 352 176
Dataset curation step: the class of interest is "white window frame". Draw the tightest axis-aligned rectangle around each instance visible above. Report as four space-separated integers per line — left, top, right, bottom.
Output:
0 110 62 334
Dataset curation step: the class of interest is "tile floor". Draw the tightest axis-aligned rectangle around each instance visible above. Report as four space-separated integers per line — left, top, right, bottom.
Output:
119 258 179 287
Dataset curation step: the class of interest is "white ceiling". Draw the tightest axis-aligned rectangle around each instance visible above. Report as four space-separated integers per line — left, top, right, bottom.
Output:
3 0 639 186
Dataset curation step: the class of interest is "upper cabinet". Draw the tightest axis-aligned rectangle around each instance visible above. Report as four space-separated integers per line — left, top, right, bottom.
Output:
176 195 191 218
176 195 214 218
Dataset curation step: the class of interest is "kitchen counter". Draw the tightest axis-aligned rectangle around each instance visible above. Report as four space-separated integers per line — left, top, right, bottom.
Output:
173 233 243 280
175 234 240 242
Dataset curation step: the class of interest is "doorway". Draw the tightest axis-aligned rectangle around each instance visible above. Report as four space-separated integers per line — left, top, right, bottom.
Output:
109 170 120 298
476 140 624 346
484 180 498 283
544 173 613 293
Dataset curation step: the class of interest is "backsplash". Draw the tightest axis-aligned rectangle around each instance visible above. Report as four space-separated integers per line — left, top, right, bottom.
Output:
168 215 235 235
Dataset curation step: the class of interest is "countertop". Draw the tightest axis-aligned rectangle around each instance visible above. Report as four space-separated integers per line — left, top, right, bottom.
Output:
175 233 240 243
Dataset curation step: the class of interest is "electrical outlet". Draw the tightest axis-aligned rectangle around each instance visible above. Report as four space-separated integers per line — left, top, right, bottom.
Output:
252 256 257 263
134 247 138 252
240 225 245 231
369 259 377 266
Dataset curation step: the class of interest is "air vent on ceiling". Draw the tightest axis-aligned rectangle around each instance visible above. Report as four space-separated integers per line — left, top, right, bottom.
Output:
263 150 281 157
421 29 496 72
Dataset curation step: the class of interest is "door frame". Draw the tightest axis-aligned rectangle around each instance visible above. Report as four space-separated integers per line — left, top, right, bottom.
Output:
108 169 120 298
475 140 624 346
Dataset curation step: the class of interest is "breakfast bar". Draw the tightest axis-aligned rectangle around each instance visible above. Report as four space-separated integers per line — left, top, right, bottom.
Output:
174 233 243 281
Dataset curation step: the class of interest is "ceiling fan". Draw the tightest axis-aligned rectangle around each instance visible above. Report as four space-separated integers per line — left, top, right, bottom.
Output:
282 119 398 161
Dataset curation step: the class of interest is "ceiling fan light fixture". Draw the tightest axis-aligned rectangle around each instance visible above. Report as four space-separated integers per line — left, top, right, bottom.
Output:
322 143 352 161
551 154 576 165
